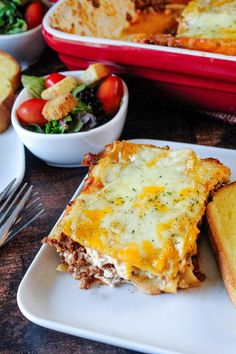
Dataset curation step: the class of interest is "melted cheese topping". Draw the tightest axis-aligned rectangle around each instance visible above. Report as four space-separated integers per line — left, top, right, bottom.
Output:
177 0 236 39
50 0 178 39
57 142 230 290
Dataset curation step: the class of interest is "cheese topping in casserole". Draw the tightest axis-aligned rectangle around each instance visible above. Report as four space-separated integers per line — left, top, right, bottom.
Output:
49 0 179 39
50 141 230 293
177 0 236 39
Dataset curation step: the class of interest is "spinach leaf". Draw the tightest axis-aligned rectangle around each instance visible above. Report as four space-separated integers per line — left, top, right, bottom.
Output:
22 124 44 134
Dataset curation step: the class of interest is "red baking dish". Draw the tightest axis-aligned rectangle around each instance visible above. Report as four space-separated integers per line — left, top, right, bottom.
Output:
42 1 236 119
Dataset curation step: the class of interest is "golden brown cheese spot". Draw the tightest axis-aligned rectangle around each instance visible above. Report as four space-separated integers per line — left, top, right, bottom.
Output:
118 242 143 266
156 217 199 258
174 187 195 203
121 11 178 38
180 187 195 197
142 240 160 269
146 152 167 167
118 242 159 275
156 222 171 237
142 239 179 275
110 220 126 234
135 186 168 212
183 223 199 255
155 240 179 274
104 3 117 16
114 196 125 206
115 239 179 276
139 186 166 199
63 208 112 250
109 141 141 162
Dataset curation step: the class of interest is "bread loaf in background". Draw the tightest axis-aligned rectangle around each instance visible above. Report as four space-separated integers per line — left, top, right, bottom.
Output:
0 51 20 133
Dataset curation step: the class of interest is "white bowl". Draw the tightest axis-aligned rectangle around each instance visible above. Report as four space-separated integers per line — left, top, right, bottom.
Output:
11 70 129 167
0 25 45 70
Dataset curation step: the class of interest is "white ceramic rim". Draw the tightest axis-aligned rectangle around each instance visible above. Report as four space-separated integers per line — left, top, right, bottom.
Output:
0 24 42 39
43 0 236 63
11 70 129 140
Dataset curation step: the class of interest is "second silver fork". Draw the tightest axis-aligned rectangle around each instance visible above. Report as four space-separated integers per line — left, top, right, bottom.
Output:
0 180 44 247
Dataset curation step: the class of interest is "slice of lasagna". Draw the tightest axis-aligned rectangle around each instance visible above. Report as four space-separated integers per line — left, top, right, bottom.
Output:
44 141 230 294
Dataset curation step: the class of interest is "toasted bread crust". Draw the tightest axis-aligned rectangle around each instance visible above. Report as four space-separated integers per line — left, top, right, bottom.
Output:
0 50 20 91
0 72 15 133
0 89 14 133
0 51 20 133
206 182 236 307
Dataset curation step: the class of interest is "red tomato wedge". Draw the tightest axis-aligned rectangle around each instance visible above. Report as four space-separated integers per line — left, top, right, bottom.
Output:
25 1 44 30
96 75 123 116
45 73 66 88
17 98 47 126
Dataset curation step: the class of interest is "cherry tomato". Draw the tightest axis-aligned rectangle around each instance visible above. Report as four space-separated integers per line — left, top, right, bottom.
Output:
17 98 47 126
45 73 66 88
25 1 45 30
96 75 123 116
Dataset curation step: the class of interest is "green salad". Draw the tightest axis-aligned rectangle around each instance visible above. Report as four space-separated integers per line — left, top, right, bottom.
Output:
16 69 124 134
0 0 44 34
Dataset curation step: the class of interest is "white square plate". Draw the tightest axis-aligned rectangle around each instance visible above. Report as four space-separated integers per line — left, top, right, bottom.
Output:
17 139 236 354
0 126 25 191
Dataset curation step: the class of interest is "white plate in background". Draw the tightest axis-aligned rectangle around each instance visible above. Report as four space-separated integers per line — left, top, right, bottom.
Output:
17 139 236 354
0 126 25 192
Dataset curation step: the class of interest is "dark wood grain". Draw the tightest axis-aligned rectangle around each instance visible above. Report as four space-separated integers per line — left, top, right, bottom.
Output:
1 48 236 354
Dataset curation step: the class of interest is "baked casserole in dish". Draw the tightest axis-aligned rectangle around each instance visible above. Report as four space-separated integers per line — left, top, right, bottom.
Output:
43 0 236 116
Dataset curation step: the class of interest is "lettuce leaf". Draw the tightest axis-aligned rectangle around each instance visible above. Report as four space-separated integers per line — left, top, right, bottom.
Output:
72 84 86 97
22 75 45 98
72 98 93 114
45 116 72 134
0 0 28 34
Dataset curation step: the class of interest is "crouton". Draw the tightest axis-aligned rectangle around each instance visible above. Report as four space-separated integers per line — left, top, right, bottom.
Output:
81 63 111 86
41 76 79 100
42 93 77 121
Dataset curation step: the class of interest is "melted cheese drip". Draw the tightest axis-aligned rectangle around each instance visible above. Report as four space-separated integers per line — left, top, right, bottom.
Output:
177 0 236 39
61 143 228 280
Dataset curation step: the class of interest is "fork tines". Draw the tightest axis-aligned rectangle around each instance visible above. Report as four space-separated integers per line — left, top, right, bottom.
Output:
0 178 16 204
0 180 44 247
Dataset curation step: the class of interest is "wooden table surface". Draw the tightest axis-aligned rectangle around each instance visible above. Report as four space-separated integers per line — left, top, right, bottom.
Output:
1 48 236 354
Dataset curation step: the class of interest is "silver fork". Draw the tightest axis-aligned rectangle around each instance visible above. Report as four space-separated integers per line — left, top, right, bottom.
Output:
0 179 44 247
